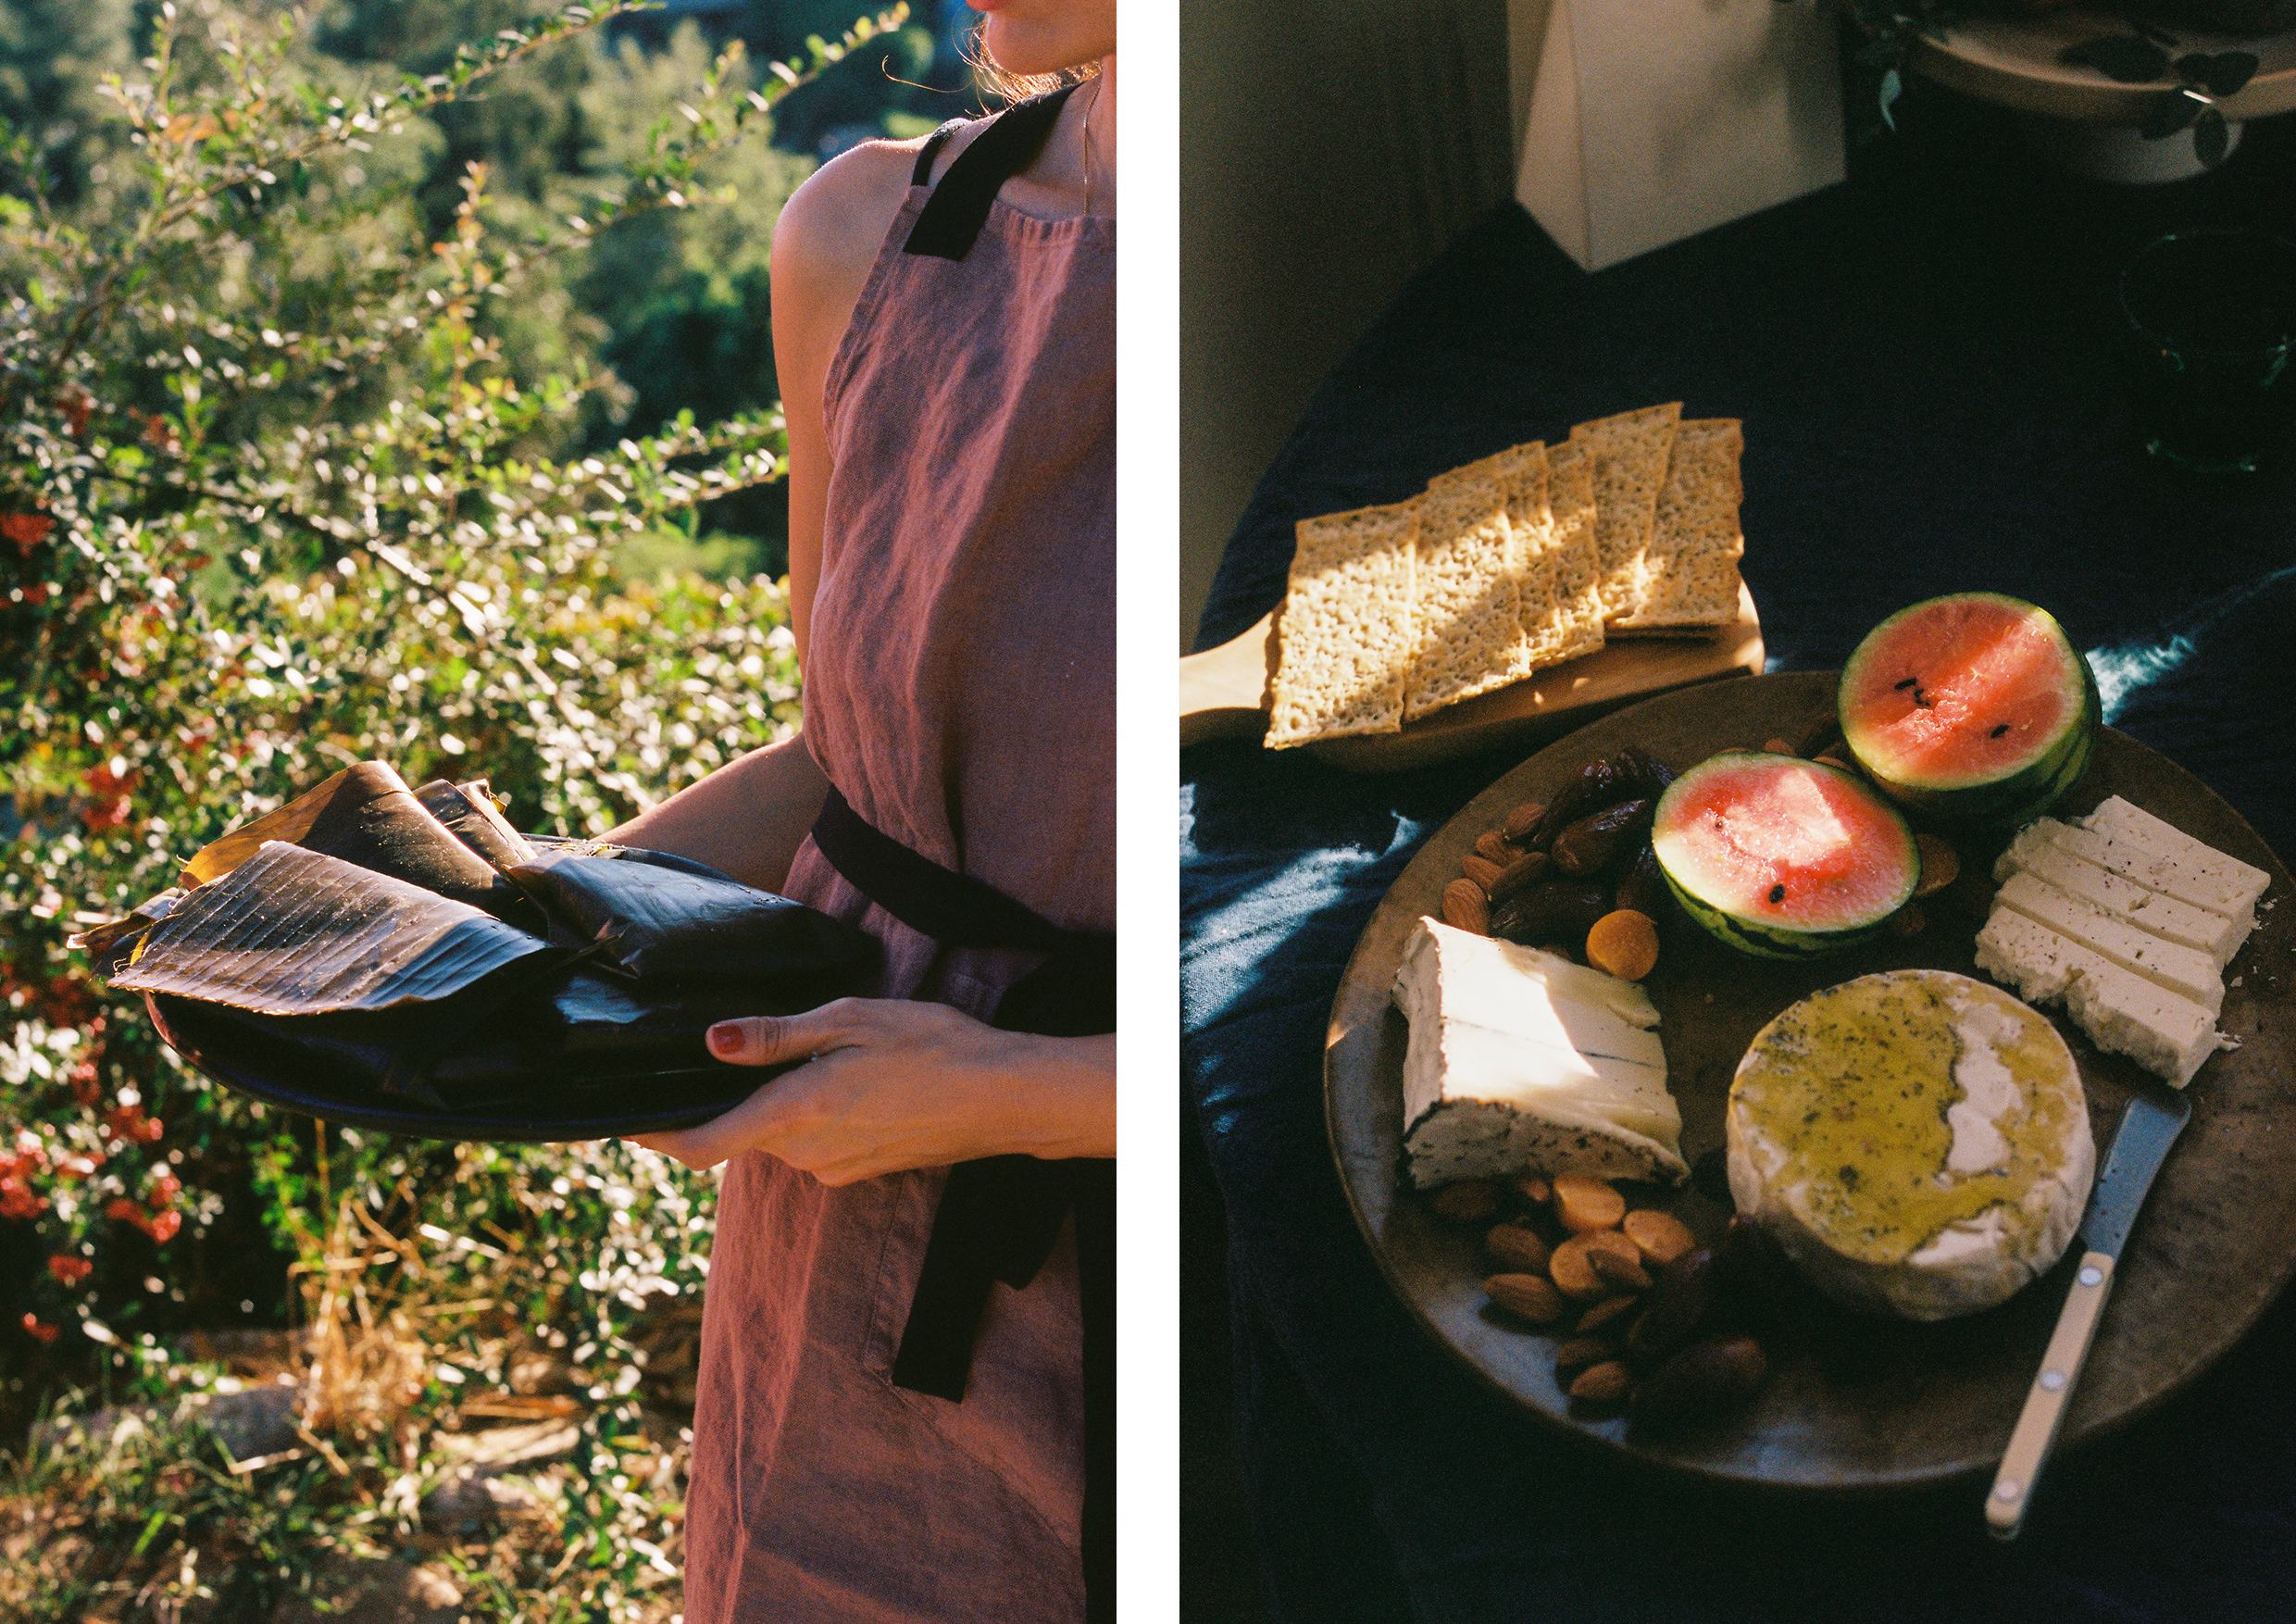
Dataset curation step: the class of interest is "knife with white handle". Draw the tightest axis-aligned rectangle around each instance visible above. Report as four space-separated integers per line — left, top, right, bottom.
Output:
1987 1086 2191 1539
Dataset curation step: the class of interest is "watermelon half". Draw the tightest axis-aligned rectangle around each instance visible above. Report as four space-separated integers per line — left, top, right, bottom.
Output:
1652 752 1921 960
1838 593 2099 829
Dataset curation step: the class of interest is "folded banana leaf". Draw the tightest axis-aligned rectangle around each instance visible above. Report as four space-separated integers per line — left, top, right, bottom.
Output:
146 990 776 1142
181 761 530 922
110 842 557 1015
505 845 878 985
413 777 538 873
77 761 881 1141
180 968 816 1112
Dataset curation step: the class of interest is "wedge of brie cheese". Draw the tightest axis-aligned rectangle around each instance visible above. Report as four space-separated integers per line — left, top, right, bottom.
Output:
1980 796 2266 1086
1727 970 2092 1322
1394 916 1688 1189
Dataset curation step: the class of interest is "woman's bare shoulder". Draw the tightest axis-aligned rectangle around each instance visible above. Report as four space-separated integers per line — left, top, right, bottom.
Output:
772 124 978 289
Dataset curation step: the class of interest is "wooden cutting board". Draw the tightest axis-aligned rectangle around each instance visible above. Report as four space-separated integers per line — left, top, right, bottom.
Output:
1180 582 1766 772
1325 672 2296 1490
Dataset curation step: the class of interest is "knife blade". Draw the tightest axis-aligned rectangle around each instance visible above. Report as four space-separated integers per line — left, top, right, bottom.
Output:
1986 1086 2191 1540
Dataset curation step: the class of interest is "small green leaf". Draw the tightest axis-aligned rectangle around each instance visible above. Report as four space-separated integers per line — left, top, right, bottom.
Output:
27 276 49 309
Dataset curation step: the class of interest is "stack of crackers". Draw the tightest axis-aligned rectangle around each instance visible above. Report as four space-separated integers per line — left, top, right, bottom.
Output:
1265 403 1744 749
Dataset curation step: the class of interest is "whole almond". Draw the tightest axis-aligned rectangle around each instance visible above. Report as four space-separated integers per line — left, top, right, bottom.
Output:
1485 1273 1567 1325
1484 1220 1553 1277
1576 1294 1640 1335
1462 852 1504 893
1486 850 1551 904
1568 1359 1635 1406
1441 878 1490 934
1587 1238 1653 1293
1475 828 1512 866
1502 799 1547 843
1554 1336 1616 1376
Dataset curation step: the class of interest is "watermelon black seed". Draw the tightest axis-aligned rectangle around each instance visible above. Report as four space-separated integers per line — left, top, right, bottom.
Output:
1990 723 2009 738
1894 677 1916 690
1768 883 1787 904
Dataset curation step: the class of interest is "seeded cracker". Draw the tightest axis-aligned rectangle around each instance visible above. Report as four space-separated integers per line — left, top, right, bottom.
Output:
1569 402 1681 623
1611 417 1744 633
1404 458 1527 720
1265 499 1417 747
1515 439 1607 666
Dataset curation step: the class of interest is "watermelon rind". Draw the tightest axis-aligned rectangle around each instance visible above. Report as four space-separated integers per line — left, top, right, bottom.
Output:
1653 753 1921 961
1837 593 2099 831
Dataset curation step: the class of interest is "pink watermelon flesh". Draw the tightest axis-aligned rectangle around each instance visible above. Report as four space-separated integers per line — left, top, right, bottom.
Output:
1841 597 2082 790
1659 757 1914 931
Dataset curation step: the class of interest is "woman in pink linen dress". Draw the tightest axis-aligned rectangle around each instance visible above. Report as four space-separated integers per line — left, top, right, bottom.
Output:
607 3 1117 1619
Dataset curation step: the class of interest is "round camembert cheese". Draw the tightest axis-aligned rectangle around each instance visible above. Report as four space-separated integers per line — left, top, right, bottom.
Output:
1727 970 2093 1321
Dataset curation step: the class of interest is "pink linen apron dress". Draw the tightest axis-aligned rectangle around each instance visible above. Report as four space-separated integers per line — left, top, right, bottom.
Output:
679 86 1115 1624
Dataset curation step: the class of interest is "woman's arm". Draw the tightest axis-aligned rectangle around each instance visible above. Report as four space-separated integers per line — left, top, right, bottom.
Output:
633 1006 1115 1182
605 139 933 881
603 731 827 893
626 129 1116 1180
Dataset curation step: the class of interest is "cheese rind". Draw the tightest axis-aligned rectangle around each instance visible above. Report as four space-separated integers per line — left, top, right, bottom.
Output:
1727 970 2092 1321
1394 918 1687 1189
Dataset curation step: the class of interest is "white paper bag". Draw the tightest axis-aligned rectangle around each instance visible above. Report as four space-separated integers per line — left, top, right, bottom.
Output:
1514 0 1846 272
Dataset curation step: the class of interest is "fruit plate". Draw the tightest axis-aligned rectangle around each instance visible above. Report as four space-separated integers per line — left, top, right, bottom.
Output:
1323 670 2296 1492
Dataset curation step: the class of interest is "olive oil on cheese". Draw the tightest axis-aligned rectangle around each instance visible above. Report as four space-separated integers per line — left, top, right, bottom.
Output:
1732 976 2078 1265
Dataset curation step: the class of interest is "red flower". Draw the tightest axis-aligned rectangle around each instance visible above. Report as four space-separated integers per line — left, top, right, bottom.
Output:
79 762 139 835
20 1314 58 1344
56 386 94 439
145 1208 181 1243
105 1103 162 1144
147 1171 181 1207
106 1196 143 1224
0 1176 43 1222
47 1254 92 1286
0 510 52 553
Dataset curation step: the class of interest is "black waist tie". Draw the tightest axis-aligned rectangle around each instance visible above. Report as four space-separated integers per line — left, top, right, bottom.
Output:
806 784 1115 1624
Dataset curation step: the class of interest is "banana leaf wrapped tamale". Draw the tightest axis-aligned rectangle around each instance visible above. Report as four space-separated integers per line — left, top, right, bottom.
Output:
72 761 879 1140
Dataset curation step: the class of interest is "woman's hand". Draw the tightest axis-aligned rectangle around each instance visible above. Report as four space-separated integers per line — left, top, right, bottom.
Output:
628 999 1115 1183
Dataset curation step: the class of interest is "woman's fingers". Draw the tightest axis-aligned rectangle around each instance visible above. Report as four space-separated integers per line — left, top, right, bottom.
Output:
705 999 867 1067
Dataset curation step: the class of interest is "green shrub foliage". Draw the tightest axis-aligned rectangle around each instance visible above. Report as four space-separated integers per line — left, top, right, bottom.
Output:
0 0 893 1449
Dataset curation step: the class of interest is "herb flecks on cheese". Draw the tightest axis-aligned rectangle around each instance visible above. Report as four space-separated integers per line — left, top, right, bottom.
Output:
1729 974 2079 1269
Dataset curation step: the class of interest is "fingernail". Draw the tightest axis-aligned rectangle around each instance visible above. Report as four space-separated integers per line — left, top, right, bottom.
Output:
707 1022 742 1056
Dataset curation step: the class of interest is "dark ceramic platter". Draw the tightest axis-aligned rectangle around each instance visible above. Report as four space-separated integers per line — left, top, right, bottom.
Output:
1325 671 2296 1492
148 993 769 1143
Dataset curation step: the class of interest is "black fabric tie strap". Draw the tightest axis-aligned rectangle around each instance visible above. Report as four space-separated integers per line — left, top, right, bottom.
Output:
805 784 1114 1623
902 82 1079 262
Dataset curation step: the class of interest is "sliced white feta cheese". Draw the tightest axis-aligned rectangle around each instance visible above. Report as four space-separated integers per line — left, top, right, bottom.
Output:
2021 799 2265 931
1994 825 2250 968
1990 871 2223 1014
1393 917 1687 1189
2083 795 2271 912
1974 906 2221 1087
